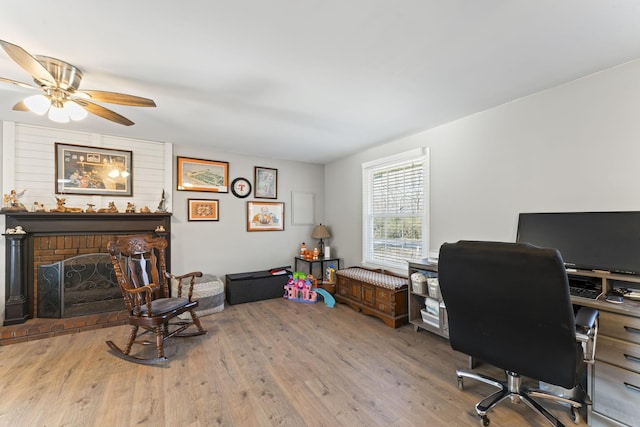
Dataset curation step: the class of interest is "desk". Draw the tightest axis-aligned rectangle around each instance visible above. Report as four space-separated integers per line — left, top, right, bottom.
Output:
294 257 341 294
566 270 640 427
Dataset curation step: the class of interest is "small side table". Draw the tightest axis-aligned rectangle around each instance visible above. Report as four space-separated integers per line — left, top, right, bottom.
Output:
294 256 341 294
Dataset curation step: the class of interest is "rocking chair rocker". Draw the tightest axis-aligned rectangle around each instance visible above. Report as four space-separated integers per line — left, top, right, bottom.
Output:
107 234 207 364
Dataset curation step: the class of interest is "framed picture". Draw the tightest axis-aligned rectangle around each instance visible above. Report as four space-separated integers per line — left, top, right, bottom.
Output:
254 166 278 199
188 198 219 221
247 201 284 231
55 143 132 196
177 156 229 192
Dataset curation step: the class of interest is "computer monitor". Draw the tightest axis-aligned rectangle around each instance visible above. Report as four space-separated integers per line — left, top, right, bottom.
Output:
516 211 640 275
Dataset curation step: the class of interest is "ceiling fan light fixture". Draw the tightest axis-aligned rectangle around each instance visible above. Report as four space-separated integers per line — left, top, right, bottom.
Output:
63 100 88 121
48 102 70 123
23 94 51 115
1 40 156 126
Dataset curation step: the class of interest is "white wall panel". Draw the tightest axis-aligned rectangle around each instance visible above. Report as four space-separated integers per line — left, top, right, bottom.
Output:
6 123 169 213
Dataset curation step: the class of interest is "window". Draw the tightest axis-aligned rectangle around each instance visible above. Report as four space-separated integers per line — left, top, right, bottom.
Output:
362 148 428 270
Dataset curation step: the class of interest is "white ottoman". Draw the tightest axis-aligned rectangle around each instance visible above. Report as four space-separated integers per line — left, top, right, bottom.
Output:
171 273 225 319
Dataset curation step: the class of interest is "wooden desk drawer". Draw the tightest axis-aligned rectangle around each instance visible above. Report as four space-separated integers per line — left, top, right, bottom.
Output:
593 362 640 426
596 336 640 374
599 311 640 345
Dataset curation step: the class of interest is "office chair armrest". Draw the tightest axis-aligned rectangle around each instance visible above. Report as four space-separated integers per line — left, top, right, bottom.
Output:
575 307 598 335
575 307 598 364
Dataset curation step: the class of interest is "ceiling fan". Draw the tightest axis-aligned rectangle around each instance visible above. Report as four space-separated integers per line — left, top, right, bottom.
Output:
0 39 156 126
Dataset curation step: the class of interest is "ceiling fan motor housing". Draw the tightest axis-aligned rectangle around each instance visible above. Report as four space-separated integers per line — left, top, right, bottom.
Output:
33 55 82 91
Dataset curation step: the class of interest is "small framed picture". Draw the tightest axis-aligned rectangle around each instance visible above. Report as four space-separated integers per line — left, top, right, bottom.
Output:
254 166 278 199
247 201 284 231
177 156 229 192
188 199 219 221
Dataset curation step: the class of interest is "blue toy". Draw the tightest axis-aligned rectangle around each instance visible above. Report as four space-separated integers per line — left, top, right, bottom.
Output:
314 288 335 308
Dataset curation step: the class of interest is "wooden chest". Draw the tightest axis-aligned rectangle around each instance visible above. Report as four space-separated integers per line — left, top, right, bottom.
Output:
335 267 408 328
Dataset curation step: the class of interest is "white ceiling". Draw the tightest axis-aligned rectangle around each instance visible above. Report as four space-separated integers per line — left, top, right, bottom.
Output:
1 1 640 164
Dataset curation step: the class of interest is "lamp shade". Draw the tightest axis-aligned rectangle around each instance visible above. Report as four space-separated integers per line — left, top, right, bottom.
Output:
312 224 331 239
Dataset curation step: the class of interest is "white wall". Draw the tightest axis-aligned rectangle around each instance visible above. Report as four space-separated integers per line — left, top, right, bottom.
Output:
325 58 640 269
170 144 325 277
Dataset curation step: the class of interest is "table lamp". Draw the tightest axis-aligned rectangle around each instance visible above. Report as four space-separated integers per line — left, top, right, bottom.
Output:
311 224 331 258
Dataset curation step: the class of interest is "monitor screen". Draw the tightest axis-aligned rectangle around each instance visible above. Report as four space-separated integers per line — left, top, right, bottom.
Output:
516 211 640 275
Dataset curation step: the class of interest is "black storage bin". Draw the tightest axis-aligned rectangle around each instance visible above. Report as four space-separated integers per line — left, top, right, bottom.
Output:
225 269 290 305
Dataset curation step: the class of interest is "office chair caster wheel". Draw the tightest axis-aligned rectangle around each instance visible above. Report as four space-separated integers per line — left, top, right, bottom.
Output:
457 376 464 390
570 407 581 424
479 415 490 426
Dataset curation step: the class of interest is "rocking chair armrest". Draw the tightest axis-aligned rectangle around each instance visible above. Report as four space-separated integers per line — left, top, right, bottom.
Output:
123 283 159 313
123 283 159 296
166 271 203 300
167 271 203 281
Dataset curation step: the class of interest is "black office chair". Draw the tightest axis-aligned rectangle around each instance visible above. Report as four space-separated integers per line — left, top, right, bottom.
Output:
438 241 598 427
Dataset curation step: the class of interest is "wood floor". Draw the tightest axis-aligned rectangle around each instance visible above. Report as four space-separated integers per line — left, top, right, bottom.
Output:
0 298 586 427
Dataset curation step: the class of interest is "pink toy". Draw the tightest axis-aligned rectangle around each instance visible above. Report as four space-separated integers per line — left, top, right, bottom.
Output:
284 272 318 304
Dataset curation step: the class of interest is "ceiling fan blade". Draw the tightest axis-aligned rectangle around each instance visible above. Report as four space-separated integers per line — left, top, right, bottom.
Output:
0 76 39 90
0 40 56 86
12 100 30 111
73 99 134 126
77 90 156 107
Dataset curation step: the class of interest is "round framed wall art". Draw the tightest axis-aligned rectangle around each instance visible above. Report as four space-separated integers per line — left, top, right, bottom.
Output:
231 177 252 198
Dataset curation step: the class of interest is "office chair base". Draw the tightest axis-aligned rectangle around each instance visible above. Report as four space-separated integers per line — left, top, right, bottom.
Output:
456 369 582 427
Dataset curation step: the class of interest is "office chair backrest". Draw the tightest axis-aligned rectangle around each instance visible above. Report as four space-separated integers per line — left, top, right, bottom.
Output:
438 240 579 389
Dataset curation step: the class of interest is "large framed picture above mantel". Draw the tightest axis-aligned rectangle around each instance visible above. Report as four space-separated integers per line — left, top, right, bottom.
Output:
55 143 133 196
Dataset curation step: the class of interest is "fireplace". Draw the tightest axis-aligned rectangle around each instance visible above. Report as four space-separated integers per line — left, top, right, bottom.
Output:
3 212 171 325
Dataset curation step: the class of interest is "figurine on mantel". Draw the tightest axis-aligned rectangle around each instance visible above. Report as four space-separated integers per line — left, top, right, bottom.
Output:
1 189 27 212
125 202 135 213
97 202 119 213
155 189 167 213
31 201 46 212
4 225 26 234
50 197 83 213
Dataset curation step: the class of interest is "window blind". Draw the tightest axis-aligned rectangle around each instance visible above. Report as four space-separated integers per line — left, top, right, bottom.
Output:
362 148 428 269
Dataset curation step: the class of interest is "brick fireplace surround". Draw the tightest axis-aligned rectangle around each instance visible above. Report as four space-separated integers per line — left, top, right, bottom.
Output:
1 212 171 346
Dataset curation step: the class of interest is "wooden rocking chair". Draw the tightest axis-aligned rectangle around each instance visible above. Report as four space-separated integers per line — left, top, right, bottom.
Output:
106 234 207 364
